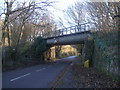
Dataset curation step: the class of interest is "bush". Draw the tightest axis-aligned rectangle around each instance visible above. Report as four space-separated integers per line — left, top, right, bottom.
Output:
20 42 32 58
32 37 47 58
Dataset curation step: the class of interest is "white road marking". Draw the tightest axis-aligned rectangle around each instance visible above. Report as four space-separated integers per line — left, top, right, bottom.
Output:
10 73 31 82
36 68 46 72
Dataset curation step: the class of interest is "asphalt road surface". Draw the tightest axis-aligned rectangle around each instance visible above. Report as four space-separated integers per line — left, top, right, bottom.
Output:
2 56 79 88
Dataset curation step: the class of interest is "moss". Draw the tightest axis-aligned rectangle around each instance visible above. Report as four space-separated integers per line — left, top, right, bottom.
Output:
92 30 119 81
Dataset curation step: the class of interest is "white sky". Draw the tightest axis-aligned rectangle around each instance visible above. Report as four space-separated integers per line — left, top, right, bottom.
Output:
0 0 119 27
48 0 81 27
0 0 79 27
0 0 77 17
53 0 77 10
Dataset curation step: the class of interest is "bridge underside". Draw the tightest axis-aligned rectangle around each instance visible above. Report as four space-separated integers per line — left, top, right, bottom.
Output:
45 31 92 45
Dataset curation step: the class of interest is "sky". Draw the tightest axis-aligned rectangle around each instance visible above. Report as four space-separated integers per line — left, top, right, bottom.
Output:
48 0 79 27
0 0 119 27
0 0 79 27
0 0 77 17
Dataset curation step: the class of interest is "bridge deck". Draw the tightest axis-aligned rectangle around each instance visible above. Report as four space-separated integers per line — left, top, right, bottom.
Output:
46 31 92 45
41 22 95 39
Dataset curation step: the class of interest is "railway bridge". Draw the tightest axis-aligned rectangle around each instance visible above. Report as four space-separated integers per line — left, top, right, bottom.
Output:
40 22 95 45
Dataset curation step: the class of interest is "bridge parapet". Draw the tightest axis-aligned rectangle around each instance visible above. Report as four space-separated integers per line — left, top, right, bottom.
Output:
41 22 95 39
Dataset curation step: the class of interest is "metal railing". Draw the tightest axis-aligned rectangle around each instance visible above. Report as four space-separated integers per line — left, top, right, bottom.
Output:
41 22 96 38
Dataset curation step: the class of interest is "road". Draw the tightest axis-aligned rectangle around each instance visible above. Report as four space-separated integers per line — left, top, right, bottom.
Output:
2 56 79 88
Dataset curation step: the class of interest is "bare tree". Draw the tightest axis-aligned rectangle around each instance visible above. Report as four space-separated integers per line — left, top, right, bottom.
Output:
66 2 87 25
1 0 55 64
86 2 120 32
1 0 54 46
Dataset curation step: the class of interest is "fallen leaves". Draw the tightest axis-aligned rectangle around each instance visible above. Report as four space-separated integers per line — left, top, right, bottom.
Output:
71 64 119 88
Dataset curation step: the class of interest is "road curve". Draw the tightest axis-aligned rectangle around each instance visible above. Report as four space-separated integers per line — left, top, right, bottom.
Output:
2 56 79 88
